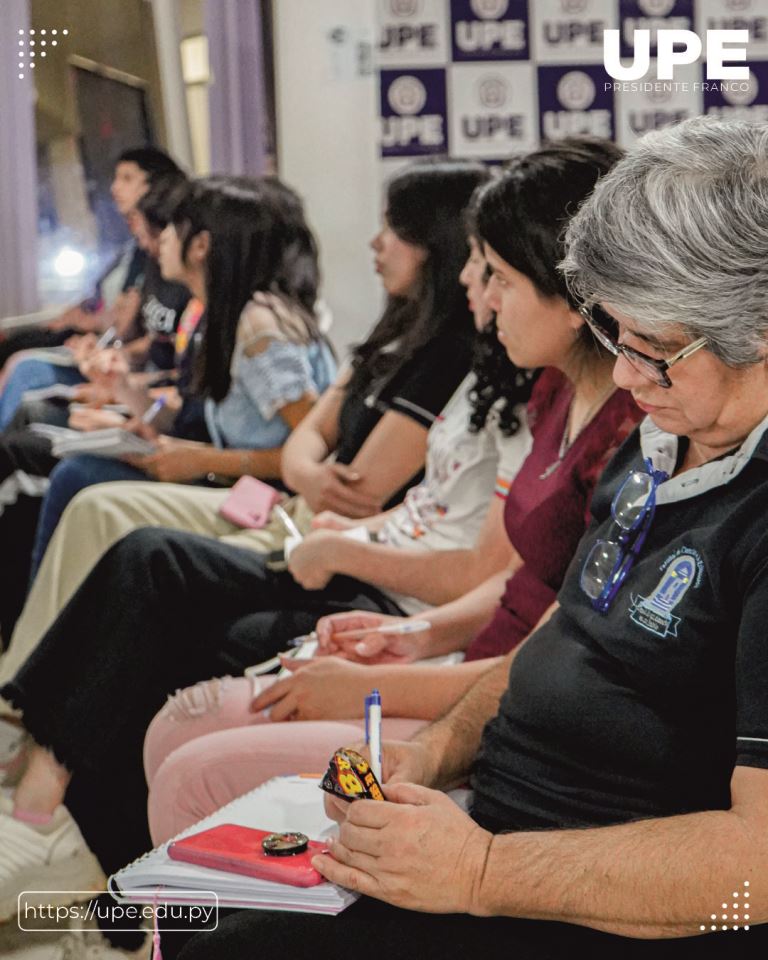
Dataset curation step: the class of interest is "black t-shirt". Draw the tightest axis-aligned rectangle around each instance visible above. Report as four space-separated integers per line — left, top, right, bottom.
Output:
336 334 472 508
471 416 768 834
80 243 147 313
138 258 191 371
170 313 210 443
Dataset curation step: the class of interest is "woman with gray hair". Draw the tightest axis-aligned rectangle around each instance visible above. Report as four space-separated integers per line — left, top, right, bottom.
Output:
166 115 768 959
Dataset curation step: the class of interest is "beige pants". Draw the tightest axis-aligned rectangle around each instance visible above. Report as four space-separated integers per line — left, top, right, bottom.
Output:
0 482 315 703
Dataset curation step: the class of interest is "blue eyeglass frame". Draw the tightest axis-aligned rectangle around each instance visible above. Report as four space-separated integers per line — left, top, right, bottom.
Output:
581 457 669 614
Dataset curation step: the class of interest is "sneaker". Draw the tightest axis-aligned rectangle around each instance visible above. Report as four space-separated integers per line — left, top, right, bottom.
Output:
0 805 105 924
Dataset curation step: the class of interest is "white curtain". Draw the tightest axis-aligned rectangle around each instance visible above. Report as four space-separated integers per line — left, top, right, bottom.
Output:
0 0 39 316
205 0 270 176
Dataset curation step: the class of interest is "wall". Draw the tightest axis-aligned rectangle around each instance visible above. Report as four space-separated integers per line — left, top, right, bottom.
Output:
273 0 383 358
31 0 166 146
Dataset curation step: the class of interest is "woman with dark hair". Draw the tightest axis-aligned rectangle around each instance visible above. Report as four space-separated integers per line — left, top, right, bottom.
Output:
121 136 648 960
135 141 644 845
0 146 183 412
170 115 768 960
1 162 486 686
0 175 193 641
0 162 487 911
25 175 337 569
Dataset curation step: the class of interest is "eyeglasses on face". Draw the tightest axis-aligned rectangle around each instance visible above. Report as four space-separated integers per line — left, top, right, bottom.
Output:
579 305 708 388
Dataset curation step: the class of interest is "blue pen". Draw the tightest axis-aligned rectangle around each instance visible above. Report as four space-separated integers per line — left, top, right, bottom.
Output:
141 396 167 425
367 689 382 784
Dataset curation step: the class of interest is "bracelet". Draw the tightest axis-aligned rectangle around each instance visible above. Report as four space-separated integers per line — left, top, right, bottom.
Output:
240 450 251 476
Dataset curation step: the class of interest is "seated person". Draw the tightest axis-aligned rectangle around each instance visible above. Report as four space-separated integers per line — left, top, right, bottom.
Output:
164 115 768 960
0 161 486 682
0 144 639 898
0 174 337 642
0 147 184 423
0 164 488 901
26 174 338 566
0 177 192 639
137 139 643 843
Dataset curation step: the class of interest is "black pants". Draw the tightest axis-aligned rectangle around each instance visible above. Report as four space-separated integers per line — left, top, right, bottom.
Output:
0 402 66 639
162 897 767 960
0 327 73 368
0 527 404 876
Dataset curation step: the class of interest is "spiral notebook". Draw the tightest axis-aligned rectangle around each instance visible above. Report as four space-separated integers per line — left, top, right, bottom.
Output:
108 775 358 915
44 426 155 459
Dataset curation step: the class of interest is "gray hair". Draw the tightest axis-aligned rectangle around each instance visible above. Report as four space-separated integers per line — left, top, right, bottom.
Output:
560 116 768 366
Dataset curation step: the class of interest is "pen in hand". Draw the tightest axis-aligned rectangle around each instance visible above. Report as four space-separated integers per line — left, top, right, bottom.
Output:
322 619 431 643
365 689 383 784
141 396 167 426
275 504 303 542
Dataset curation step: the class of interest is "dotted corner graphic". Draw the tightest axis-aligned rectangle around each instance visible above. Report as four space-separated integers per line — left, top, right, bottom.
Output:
700 880 751 933
16 27 69 79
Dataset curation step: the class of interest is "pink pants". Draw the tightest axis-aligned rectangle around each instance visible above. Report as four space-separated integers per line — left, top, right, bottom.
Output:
143 676 426 844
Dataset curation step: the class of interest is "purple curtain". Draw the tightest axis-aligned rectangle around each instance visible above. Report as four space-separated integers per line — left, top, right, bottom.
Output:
0 0 39 316
205 0 270 176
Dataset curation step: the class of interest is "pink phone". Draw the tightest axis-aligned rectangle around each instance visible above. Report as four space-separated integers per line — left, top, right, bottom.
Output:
218 476 282 529
168 825 326 887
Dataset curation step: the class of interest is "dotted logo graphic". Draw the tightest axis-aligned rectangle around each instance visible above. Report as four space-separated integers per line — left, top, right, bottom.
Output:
637 0 676 16
725 0 752 12
700 880 751 933
17 27 69 79
556 70 596 111
470 0 510 20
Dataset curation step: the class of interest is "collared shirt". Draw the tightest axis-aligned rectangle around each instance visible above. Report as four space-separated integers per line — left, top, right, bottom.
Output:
471 412 768 833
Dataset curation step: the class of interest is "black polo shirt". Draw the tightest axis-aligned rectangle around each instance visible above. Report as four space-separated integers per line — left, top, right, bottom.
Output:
472 414 768 833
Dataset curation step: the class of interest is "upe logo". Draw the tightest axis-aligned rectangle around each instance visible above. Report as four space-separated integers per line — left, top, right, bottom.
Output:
557 70 596 109
722 70 758 104
478 75 508 108
645 82 674 104
388 75 428 114
560 0 588 14
726 0 752 11
390 0 420 17
470 0 510 18
637 0 676 15
604 29 750 79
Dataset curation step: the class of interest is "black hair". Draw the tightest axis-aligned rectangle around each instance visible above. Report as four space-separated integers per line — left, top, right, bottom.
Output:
474 138 624 360
171 175 322 401
467 320 539 437
115 146 183 183
459 179 538 436
136 173 189 233
476 138 624 306
346 161 490 399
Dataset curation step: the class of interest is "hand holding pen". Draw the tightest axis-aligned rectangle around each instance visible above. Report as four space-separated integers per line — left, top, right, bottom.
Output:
315 612 433 664
244 619 430 678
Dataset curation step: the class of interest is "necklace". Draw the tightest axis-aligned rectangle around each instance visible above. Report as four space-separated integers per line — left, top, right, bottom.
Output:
538 384 616 481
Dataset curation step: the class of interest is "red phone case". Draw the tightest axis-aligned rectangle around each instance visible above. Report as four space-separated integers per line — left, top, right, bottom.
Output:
168 825 327 887
218 477 282 529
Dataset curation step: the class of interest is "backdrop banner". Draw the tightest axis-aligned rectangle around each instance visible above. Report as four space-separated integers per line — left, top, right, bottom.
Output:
374 0 768 166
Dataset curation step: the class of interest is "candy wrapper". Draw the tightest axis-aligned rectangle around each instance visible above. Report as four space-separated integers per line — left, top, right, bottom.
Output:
320 748 384 802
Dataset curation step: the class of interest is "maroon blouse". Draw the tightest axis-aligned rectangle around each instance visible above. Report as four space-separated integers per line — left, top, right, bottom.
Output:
465 367 642 661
